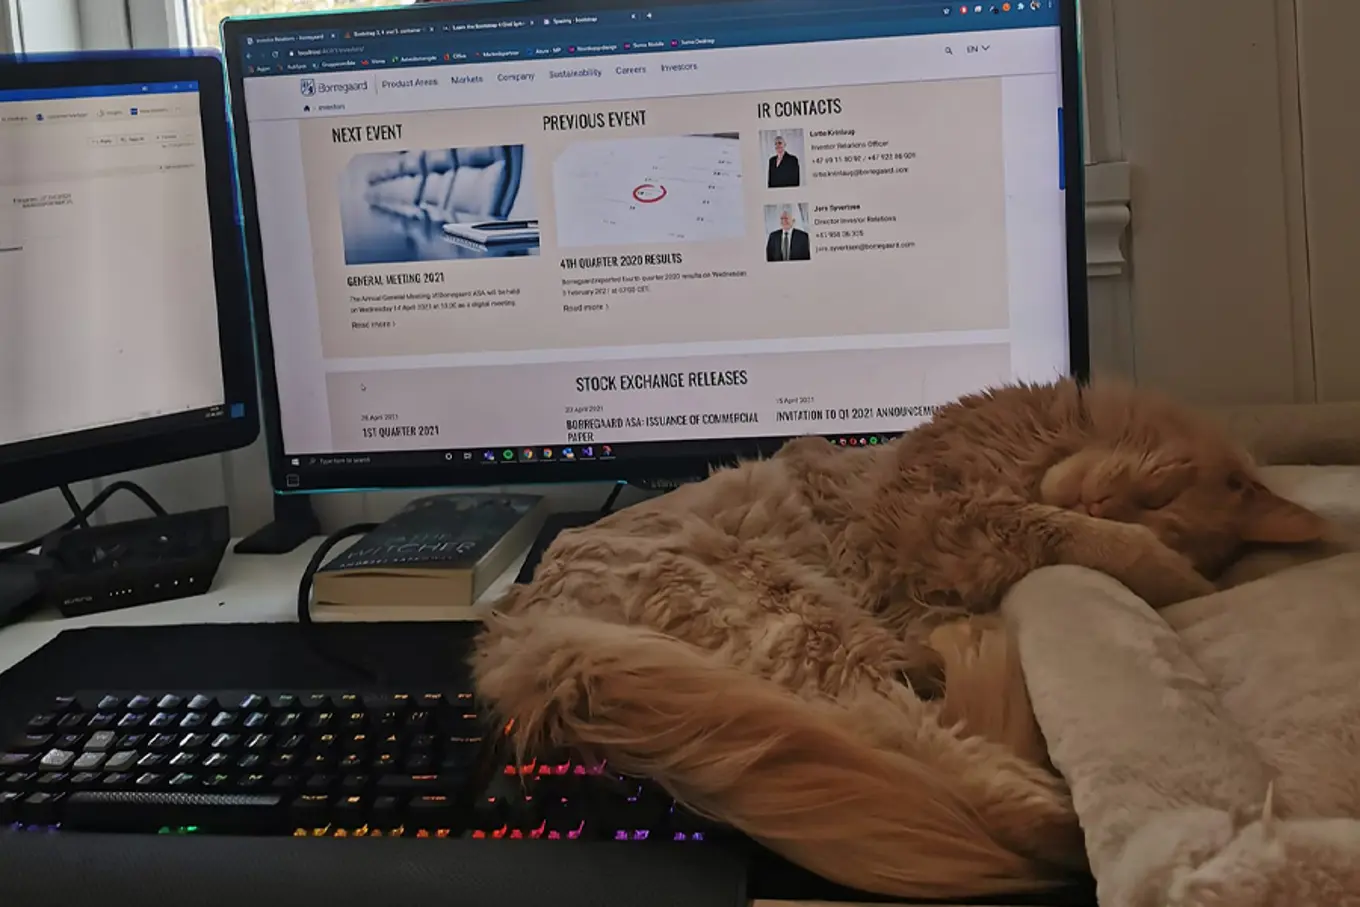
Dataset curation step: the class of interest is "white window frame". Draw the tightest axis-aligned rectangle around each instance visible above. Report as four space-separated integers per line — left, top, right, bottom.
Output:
1 1 16 53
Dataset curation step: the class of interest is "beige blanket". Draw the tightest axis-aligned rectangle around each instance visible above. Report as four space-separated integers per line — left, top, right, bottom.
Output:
1001 464 1360 906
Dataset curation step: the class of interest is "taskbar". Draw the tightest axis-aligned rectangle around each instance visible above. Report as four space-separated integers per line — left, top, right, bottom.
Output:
279 431 904 488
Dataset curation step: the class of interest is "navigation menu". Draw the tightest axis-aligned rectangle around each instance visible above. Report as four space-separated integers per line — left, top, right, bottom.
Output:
246 28 1057 121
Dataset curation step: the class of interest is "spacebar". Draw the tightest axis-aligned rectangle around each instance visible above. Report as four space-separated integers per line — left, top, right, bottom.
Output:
63 791 284 832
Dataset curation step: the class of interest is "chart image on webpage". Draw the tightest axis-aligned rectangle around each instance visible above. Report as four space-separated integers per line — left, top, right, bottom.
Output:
551 133 745 248
338 144 538 265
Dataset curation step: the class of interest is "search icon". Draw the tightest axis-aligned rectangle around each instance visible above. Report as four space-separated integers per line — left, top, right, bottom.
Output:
945 46 954 54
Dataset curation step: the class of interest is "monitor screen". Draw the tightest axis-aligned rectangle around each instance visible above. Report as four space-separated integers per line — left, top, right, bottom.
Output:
0 80 229 450
228 0 1084 490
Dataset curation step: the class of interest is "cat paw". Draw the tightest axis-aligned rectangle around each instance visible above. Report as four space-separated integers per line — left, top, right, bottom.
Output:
1120 535 1217 607
1057 518 1216 607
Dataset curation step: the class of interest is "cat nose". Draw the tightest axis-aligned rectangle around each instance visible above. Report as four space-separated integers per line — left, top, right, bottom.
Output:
1084 497 1112 518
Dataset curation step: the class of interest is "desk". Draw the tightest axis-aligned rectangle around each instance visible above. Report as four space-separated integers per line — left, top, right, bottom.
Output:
0 540 1054 907
0 537 525 676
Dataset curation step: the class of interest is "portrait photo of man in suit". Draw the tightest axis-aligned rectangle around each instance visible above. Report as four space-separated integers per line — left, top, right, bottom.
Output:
765 204 812 262
761 128 804 189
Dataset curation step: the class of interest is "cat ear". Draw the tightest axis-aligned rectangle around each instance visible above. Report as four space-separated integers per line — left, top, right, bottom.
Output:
1240 486 1329 544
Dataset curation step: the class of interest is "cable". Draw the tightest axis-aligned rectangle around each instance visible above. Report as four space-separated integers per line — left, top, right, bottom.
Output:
58 485 91 530
600 482 624 514
296 522 382 684
0 480 168 563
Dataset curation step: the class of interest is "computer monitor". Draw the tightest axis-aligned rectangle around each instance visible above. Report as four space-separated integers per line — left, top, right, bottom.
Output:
0 53 259 507
223 0 1086 499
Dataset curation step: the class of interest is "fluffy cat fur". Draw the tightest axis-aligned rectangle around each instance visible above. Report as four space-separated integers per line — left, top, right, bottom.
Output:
472 378 1328 899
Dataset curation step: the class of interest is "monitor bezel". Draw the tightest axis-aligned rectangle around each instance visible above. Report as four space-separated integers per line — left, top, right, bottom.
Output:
223 0 1089 495
0 52 260 507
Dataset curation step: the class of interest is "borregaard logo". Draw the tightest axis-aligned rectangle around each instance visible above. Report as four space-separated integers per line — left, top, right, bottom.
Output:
300 78 316 97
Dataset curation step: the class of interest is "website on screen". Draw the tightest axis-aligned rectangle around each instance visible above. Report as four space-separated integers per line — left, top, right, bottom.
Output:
0 84 225 450
242 17 1071 458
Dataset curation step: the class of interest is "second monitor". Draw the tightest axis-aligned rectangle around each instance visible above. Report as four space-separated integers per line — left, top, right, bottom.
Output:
223 0 1088 498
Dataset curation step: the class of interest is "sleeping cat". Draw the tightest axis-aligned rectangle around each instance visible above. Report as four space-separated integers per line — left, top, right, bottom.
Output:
472 378 1328 900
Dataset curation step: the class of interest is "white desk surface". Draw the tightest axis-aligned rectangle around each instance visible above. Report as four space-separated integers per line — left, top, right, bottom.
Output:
0 540 1053 907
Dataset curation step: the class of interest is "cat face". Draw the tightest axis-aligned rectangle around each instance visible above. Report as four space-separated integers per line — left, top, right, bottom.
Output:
1040 445 1329 576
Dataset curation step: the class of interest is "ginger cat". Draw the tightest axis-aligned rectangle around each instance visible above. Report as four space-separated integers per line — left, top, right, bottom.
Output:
473 378 1328 901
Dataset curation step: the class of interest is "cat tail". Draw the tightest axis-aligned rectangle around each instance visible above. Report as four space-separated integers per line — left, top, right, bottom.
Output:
472 611 1087 901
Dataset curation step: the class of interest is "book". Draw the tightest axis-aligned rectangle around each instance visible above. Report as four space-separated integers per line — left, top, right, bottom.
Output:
310 492 548 621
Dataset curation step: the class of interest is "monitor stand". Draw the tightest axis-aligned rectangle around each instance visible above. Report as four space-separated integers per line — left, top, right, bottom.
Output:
513 477 698 584
233 495 321 555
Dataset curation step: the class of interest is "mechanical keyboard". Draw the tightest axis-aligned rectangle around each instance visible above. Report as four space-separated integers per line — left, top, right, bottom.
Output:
0 686 1100 905
0 687 727 843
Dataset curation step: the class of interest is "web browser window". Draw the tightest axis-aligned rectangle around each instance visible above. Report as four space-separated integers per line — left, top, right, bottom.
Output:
236 0 1074 465
0 82 227 449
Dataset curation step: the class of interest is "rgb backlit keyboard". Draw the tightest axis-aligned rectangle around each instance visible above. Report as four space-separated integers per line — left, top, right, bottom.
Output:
0 689 727 842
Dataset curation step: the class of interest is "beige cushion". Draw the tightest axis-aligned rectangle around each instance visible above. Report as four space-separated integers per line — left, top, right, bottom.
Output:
1001 463 1360 907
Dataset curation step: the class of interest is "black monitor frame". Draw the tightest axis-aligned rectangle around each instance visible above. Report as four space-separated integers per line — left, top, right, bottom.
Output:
0 52 260 506
223 0 1088 496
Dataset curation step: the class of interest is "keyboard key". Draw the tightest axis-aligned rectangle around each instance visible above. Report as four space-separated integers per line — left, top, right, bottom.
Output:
26 714 57 732
104 751 138 772
126 696 153 711
62 790 284 833
149 712 177 728
96 696 123 712
179 713 207 729
87 713 117 730
72 752 106 772
376 774 462 794
187 695 216 711
84 731 117 752
38 749 76 771
239 694 266 711
15 734 52 751
338 774 368 793
157 695 184 710
22 791 61 823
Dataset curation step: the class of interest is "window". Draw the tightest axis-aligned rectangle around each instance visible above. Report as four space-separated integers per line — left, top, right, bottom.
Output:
183 0 418 50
